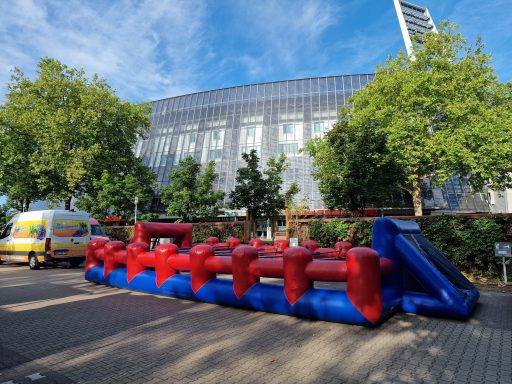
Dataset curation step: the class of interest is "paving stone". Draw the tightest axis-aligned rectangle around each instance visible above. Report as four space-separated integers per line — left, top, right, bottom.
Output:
1 264 511 384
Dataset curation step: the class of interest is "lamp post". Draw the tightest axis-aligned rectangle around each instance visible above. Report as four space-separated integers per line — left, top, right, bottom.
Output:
134 196 139 224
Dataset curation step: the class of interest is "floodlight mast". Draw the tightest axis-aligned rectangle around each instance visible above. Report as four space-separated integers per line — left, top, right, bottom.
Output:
393 0 438 57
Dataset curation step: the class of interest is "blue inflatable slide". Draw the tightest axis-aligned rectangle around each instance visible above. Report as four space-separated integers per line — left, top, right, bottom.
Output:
374 218 479 319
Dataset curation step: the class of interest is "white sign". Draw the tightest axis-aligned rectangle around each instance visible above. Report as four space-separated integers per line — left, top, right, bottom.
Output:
494 242 511 257
290 238 299 247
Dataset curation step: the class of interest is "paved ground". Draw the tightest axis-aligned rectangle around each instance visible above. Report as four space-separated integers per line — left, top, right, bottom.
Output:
0 263 511 384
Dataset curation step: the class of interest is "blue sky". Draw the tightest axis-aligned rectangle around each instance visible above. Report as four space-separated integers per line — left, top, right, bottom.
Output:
0 0 511 104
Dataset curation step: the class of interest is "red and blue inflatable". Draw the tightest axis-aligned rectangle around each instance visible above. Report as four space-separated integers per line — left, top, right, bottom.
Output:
85 218 479 327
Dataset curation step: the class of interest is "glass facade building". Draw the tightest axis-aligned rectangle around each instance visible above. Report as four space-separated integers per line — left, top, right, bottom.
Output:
136 74 374 211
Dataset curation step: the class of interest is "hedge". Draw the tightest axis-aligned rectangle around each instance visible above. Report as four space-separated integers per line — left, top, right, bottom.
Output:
104 223 244 245
192 222 244 243
308 215 512 277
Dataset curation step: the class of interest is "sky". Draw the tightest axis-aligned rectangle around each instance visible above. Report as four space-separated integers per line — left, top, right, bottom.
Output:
0 0 511 104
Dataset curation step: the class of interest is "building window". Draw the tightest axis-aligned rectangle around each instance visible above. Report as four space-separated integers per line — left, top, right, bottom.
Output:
208 149 222 160
246 126 255 138
313 122 324 133
278 143 299 154
282 124 294 135
212 131 220 140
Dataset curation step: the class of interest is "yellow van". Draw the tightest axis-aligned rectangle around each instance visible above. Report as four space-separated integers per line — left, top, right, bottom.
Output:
0 210 90 269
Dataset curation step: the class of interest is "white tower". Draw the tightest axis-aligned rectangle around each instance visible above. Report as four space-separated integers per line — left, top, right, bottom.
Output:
393 0 437 56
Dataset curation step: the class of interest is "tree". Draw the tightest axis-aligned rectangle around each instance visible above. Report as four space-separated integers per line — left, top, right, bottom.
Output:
230 150 298 238
160 156 225 222
0 58 151 210
75 160 156 219
312 22 512 216
305 119 404 213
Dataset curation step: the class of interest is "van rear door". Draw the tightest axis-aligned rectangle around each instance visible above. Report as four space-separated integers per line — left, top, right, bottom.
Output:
51 212 90 259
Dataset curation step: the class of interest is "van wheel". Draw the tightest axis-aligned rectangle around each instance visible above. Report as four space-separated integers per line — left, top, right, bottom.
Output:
69 259 82 268
29 253 40 270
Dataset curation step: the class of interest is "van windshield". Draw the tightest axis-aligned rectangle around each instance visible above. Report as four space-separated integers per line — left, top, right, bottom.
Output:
91 224 105 236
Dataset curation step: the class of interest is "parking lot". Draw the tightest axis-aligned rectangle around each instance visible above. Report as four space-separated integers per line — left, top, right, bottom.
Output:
0 263 511 384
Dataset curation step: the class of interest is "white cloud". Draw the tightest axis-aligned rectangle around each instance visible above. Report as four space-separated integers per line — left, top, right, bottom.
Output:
0 0 209 102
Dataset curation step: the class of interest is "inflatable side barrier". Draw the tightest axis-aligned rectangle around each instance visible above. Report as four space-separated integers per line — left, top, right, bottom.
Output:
85 218 479 327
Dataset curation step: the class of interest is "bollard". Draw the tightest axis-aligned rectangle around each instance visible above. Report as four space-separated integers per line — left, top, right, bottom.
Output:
126 242 150 283
346 247 383 324
232 245 259 298
189 245 215 293
103 241 126 278
283 247 313 304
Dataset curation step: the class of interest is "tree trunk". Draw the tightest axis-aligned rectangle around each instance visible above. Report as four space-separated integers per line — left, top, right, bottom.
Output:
243 210 250 243
65 196 72 210
285 208 290 240
412 178 423 216
24 199 30 212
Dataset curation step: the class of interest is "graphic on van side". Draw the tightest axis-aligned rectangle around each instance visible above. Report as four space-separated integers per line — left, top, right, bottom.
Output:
53 220 89 238
13 221 48 240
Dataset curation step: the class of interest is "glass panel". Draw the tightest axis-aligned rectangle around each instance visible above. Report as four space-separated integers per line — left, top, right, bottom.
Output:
280 82 287 98
302 79 310 94
196 93 203 106
343 76 352 91
311 78 319 93
288 80 296 96
319 77 327 93
327 77 335 92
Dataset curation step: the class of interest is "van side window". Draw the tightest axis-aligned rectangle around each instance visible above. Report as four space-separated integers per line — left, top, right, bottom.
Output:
0 223 13 239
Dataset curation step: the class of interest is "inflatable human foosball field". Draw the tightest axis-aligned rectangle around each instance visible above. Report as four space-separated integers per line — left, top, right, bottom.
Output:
85 218 479 327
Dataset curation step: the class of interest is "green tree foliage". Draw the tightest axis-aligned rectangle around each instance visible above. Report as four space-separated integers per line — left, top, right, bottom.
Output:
0 204 16 227
308 22 512 216
75 160 156 219
160 156 225 222
305 119 404 213
229 150 298 237
0 58 151 210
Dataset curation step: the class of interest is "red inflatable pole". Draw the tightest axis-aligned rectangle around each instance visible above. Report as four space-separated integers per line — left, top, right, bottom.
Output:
274 240 289 252
249 239 264 248
232 245 259 298
167 253 191 271
301 240 319 251
335 241 352 257
131 222 193 248
346 247 383 324
154 243 179 287
205 237 220 245
104 241 126 278
248 258 284 278
189 245 215 293
127 242 150 283
113 250 127 265
305 260 347 281
227 238 241 249
137 252 156 267
85 239 107 272
283 247 313 304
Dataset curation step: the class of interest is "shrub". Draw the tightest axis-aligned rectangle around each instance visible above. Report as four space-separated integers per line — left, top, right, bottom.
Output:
306 215 510 277
193 222 244 243
104 226 134 243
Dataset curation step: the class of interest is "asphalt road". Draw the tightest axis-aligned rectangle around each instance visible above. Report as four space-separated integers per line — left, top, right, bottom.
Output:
0 262 511 384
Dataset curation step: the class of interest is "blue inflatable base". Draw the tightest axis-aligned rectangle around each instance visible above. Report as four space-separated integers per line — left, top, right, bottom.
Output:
85 266 399 327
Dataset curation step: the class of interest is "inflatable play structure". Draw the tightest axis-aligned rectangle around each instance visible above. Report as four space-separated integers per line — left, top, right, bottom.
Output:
85 218 479 327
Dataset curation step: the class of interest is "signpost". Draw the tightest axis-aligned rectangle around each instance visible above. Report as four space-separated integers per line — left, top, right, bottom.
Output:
494 242 511 284
134 196 139 224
